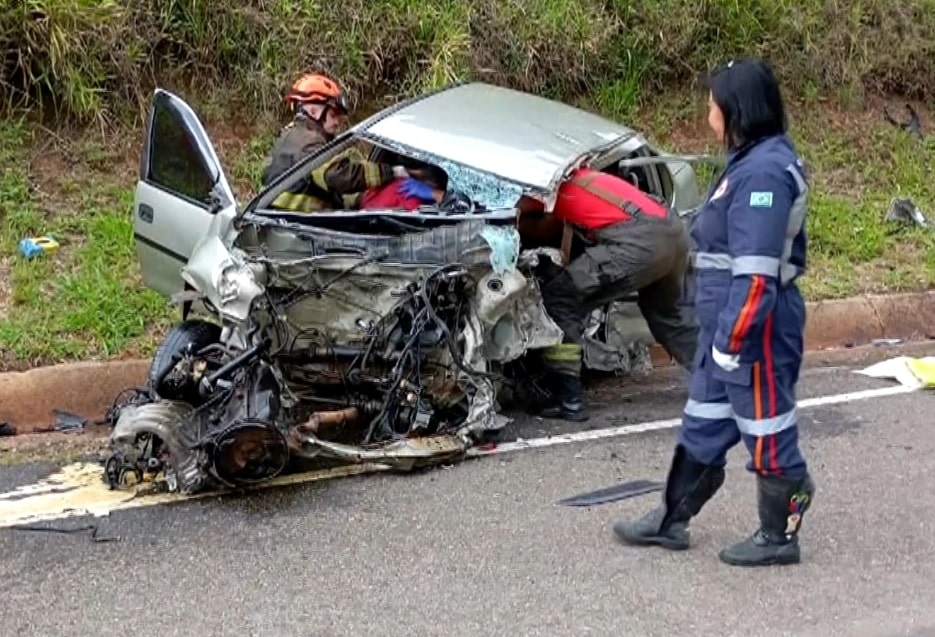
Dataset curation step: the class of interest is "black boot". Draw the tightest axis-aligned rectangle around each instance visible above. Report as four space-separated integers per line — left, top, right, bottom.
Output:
718 473 816 567
613 445 725 550
535 373 589 422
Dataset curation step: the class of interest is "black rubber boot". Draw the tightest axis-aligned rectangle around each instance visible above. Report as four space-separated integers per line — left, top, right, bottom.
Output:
536 374 589 422
613 445 725 550
718 473 816 567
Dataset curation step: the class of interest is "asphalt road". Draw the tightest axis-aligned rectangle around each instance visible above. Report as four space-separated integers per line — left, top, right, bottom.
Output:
1 348 935 637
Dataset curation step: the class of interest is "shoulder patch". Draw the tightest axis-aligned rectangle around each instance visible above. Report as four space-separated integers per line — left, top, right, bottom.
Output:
749 191 773 208
710 178 729 201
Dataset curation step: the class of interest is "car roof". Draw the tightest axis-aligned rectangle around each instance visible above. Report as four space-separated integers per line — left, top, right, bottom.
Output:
353 82 638 191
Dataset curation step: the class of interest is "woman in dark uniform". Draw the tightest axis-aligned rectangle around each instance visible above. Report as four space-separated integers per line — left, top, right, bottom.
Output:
612 58 816 567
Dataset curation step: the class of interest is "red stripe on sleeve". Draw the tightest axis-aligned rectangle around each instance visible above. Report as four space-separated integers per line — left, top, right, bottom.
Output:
728 275 765 352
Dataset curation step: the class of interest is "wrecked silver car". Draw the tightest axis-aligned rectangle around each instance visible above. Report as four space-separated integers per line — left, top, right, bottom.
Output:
107 82 705 494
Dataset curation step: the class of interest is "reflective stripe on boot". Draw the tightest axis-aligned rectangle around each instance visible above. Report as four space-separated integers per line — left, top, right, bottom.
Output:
613 445 725 550
719 473 816 567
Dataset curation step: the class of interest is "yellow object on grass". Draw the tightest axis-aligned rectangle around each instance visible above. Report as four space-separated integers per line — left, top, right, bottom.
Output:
18 235 60 259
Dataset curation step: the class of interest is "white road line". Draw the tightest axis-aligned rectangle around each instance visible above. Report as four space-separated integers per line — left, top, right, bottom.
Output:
466 383 920 457
0 382 922 528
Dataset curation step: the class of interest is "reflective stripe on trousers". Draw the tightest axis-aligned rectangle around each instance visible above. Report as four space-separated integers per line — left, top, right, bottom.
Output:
543 342 583 361
542 342 584 377
683 398 798 436
691 163 808 285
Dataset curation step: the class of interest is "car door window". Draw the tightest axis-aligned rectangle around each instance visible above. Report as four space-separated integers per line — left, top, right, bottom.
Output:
145 98 219 208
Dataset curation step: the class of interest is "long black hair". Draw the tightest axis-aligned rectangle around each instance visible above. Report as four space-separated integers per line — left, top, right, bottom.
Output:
708 58 788 150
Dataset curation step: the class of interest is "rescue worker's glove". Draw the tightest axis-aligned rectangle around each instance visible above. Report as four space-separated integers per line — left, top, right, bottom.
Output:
398 177 436 203
711 345 740 372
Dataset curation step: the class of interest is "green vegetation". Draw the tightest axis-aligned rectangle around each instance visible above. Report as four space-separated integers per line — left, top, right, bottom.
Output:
1 0 934 371
637 95 935 301
0 121 172 369
4 0 935 124
793 120 935 299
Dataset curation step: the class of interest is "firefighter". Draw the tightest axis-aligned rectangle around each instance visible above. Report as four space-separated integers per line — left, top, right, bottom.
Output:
520 168 700 423
260 72 412 211
612 58 816 567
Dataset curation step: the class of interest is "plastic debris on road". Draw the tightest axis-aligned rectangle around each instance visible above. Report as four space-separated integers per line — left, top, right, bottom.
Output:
0 461 394 529
856 356 935 389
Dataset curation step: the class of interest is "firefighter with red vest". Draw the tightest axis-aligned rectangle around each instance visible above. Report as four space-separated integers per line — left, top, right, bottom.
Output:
523 167 699 422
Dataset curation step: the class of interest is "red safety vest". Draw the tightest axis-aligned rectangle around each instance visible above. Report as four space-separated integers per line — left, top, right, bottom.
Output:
553 168 668 230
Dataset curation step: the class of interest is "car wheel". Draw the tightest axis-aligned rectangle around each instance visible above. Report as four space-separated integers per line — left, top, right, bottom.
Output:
148 319 222 400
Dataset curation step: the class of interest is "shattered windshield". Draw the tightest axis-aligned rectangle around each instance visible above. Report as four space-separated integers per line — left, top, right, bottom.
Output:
375 141 528 210
433 158 526 209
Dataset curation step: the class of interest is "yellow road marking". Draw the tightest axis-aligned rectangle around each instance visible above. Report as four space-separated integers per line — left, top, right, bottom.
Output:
0 462 393 529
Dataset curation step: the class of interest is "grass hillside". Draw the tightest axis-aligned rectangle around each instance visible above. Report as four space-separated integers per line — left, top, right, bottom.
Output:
1 0 934 370
4 0 935 123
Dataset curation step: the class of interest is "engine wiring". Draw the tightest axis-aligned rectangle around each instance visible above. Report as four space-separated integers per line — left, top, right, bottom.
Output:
102 254 539 494
258 261 508 445
356 263 474 443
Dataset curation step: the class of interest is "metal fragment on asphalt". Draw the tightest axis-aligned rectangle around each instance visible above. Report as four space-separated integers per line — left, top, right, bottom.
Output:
556 480 663 507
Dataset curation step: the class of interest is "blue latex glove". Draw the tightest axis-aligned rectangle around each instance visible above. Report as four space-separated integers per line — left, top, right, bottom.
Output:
398 177 436 203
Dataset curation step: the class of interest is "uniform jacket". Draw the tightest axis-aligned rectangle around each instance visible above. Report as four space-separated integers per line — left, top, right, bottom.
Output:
260 114 331 187
262 115 398 212
690 134 809 363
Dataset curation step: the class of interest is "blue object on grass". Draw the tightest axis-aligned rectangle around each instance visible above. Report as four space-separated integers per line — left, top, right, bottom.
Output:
18 236 59 259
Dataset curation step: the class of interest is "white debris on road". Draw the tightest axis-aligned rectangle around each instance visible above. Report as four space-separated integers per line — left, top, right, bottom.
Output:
857 356 935 389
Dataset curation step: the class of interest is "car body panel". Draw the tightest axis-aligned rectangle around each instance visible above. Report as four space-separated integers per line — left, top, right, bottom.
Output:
352 82 638 192
133 89 237 297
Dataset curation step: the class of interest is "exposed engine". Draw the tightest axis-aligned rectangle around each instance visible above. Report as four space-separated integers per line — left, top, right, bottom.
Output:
106 345 292 494
275 263 479 443
104 251 539 494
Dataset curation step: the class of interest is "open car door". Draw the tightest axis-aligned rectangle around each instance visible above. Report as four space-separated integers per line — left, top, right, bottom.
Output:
134 89 237 298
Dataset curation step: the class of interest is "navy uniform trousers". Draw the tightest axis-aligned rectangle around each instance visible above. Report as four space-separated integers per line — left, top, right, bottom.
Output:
678 285 808 479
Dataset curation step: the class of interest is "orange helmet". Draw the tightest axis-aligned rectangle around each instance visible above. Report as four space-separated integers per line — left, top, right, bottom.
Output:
285 73 348 114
